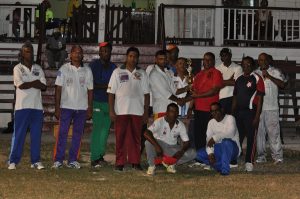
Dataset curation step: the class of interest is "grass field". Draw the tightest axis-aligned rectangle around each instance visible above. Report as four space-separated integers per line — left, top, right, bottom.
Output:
0 138 299 199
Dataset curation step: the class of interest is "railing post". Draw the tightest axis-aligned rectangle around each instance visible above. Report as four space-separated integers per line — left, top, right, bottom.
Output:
98 0 106 42
214 0 223 46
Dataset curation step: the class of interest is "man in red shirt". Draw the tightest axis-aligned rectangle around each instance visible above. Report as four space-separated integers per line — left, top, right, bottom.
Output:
186 52 223 150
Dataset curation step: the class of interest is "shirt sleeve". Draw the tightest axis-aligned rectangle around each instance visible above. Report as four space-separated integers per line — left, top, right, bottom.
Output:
147 118 161 137
141 70 150 94
107 69 118 94
256 74 265 95
179 122 189 142
272 68 285 81
39 67 46 85
206 120 214 154
13 65 24 88
213 70 223 88
86 67 94 90
55 68 64 86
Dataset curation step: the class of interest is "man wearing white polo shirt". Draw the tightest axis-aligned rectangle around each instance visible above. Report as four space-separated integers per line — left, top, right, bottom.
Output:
108 47 150 171
53 45 93 169
144 103 196 175
149 50 186 120
8 42 46 170
216 48 242 114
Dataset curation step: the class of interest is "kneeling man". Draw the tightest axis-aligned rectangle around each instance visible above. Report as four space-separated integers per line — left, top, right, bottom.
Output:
196 102 241 175
144 103 196 175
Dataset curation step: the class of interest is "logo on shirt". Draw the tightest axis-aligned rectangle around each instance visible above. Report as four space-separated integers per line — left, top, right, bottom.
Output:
133 72 141 80
32 69 40 76
247 81 252 88
119 72 129 83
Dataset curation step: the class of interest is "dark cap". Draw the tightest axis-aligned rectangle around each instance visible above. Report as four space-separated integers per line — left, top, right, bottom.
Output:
220 48 232 55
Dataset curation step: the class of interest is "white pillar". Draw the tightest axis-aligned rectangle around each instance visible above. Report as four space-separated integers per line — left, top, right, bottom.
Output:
98 0 107 43
214 0 223 46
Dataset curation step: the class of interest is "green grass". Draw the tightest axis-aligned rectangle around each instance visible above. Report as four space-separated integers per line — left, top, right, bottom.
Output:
0 138 300 199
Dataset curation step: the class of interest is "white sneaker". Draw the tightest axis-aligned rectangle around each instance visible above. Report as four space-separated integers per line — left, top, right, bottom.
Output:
230 164 238 168
245 162 253 172
203 165 212 170
52 161 63 169
146 166 156 175
256 156 267 163
67 161 81 169
8 163 16 170
31 162 45 170
166 165 176 174
274 159 283 165
188 162 206 168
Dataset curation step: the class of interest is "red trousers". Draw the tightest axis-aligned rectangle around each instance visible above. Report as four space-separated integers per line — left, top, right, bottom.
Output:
115 115 142 166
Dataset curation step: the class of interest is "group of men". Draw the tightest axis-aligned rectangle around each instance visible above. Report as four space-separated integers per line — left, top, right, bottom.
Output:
8 41 285 176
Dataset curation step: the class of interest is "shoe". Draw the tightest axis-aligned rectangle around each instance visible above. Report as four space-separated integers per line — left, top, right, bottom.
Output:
203 165 212 170
31 162 45 170
274 159 283 165
245 162 253 172
114 165 124 172
256 157 267 163
146 166 156 175
132 164 143 171
166 164 176 174
188 161 207 168
52 161 63 169
67 161 81 169
8 163 16 170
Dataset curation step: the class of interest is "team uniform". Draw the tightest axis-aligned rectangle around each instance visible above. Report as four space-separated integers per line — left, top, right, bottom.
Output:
149 65 177 120
255 67 284 162
9 63 46 165
192 67 223 149
196 115 241 175
89 60 116 163
53 63 93 164
233 72 265 164
216 62 243 114
145 117 196 166
107 65 150 166
173 76 189 117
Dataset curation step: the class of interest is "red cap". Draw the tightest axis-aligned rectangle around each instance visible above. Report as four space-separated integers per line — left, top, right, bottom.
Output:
99 42 109 47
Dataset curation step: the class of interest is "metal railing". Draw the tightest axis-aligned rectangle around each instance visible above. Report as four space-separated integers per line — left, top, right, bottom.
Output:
0 4 38 39
158 4 300 47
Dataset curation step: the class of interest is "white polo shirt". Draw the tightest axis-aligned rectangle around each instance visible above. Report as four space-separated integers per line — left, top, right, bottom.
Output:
149 66 177 114
107 66 150 116
55 63 93 110
206 114 241 155
255 67 285 110
173 76 190 115
14 63 46 111
216 62 242 99
148 117 189 145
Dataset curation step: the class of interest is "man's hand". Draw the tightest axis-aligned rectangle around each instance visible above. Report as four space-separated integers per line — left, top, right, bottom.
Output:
173 150 184 160
252 116 260 129
54 107 60 120
187 108 193 119
208 153 216 165
176 98 185 106
207 138 215 148
109 110 117 122
155 146 163 158
87 106 93 120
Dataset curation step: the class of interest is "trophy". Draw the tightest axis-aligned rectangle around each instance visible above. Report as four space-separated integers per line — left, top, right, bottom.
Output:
186 58 193 91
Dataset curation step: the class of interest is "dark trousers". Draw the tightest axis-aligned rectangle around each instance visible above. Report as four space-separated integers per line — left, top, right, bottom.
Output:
235 109 257 163
194 110 211 150
219 97 233 115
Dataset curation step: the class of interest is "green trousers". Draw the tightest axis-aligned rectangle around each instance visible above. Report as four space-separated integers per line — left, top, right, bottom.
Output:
90 101 111 161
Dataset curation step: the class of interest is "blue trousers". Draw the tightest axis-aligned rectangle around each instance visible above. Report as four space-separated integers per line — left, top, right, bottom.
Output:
196 139 239 175
53 108 87 163
9 109 43 164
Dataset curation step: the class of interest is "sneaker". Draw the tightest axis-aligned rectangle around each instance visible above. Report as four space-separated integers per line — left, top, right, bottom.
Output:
230 163 238 168
245 162 253 172
132 164 143 171
166 164 176 174
256 157 267 163
188 161 207 168
203 165 212 170
114 165 124 172
146 166 156 175
31 162 45 170
52 161 63 169
8 163 16 170
67 161 81 169
274 159 283 165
